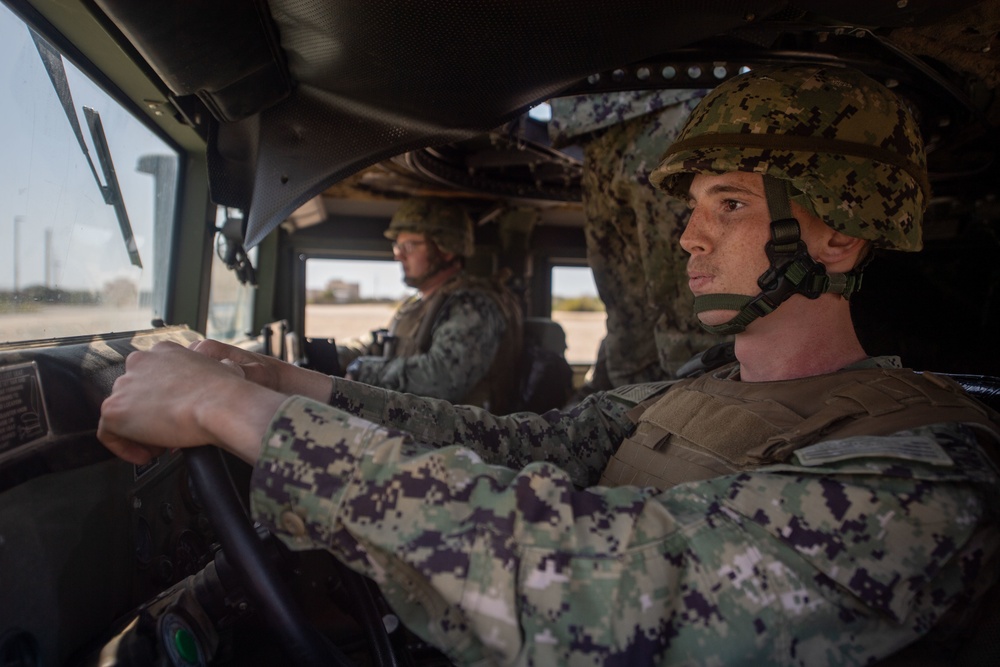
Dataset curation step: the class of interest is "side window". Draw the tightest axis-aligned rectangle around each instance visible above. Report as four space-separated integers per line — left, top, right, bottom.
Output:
550 265 605 364
304 258 409 344
0 5 179 344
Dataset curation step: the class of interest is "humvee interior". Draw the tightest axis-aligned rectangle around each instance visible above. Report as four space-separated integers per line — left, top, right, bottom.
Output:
1 1 999 665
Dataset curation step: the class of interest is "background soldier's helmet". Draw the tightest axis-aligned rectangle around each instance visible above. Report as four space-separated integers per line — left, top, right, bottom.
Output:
649 65 929 251
385 198 475 257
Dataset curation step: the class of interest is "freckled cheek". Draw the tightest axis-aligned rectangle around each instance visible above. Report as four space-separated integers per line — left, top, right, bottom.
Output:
721 234 770 288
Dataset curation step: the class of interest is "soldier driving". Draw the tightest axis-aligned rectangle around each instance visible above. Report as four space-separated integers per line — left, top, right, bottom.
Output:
337 197 522 413
98 66 1000 665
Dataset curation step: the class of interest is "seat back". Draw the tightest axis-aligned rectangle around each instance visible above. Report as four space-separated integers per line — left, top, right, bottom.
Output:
517 318 574 413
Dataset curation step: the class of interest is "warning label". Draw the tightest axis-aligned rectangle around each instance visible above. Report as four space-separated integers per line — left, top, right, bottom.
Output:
0 362 49 454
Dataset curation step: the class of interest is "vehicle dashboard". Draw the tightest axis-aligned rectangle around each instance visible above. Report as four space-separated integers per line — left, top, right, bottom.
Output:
0 327 216 665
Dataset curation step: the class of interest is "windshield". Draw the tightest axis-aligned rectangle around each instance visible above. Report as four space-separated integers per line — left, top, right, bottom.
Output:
0 4 179 344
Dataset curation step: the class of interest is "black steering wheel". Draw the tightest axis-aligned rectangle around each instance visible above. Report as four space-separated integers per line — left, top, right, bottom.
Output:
185 447 400 667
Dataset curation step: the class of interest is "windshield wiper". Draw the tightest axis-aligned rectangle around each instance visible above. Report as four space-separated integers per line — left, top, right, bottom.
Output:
29 28 142 268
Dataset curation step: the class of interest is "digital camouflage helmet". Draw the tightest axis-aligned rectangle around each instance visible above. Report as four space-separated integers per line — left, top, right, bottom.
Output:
649 65 930 334
384 198 475 258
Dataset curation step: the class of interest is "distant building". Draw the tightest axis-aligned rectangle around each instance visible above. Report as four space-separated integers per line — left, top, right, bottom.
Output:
308 279 361 304
328 279 360 302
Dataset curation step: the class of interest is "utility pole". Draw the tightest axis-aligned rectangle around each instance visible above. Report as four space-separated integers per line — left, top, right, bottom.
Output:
45 227 53 290
13 215 23 300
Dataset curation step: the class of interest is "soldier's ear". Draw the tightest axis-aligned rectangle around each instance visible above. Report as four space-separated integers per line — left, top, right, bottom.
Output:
816 230 867 272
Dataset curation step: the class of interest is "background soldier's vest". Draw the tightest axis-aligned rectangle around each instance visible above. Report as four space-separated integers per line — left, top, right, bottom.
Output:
600 365 1000 490
386 273 523 413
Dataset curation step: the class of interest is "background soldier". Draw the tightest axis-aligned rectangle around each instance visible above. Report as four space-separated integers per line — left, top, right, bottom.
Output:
99 66 1000 665
549 89 722 386
337 197 522 413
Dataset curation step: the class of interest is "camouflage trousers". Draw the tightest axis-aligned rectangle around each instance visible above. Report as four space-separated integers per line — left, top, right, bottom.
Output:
582 100 722 386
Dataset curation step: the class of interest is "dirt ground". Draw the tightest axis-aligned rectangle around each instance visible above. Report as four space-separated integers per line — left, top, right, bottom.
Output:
305 304 606 364
0 304 156 343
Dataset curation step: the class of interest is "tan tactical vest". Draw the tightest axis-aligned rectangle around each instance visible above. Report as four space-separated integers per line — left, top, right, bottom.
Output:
600 365 1000 490
386 273 523 413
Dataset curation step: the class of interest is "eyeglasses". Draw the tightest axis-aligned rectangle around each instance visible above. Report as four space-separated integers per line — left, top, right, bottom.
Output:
391 240 427 255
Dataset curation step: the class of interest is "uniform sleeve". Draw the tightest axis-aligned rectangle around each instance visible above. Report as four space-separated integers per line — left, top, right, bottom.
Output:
326 374 634 488
250 405 999 666
350 289 503 402
548 89 706 146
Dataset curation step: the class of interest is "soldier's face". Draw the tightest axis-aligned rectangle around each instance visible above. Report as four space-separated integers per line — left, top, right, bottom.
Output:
393 231 451 288
392 231 431 283
680 172 830 328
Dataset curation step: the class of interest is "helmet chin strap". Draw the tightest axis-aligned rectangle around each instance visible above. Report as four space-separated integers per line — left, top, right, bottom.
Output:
693 176 868 335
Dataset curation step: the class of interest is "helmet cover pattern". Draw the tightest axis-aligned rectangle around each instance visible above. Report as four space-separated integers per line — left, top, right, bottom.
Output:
650 65 929 251
385 198 475 257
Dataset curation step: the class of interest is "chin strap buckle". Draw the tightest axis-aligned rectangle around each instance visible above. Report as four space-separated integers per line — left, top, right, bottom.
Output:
758 217 828 300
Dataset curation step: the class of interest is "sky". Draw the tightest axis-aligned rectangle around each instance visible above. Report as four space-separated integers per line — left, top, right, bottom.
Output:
0 4 175 294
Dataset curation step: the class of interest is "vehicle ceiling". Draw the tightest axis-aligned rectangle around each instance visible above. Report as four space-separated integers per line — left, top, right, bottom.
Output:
78 0 1000 246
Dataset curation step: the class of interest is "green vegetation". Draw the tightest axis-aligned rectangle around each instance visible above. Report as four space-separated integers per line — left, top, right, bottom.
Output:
0 280 144 311
0 286 100 311
552 295 605 312
307 293 400 305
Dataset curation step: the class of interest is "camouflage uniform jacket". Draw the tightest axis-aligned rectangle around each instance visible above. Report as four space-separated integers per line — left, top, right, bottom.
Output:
250 358 1000 666
346 273 514 408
